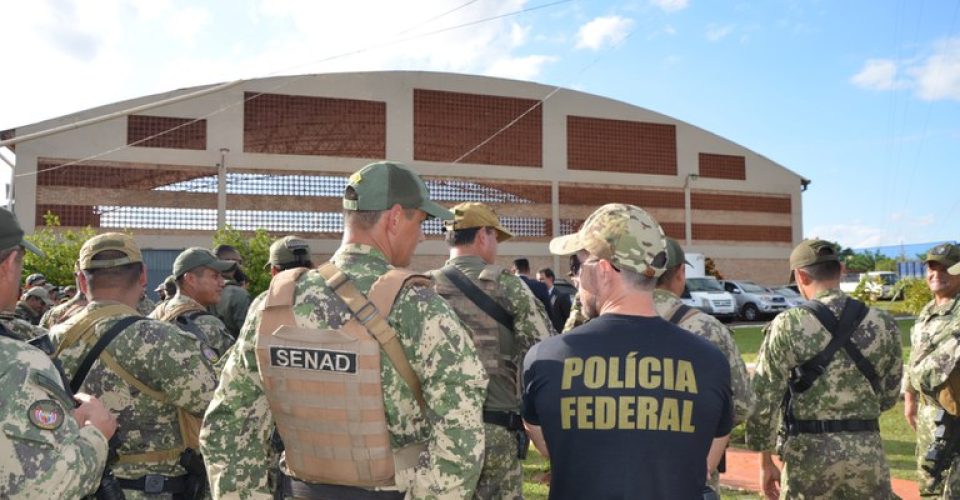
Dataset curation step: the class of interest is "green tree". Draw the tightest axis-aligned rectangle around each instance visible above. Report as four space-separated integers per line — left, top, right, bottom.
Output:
23 212 97 287
897 278 932 316
211 225 273 297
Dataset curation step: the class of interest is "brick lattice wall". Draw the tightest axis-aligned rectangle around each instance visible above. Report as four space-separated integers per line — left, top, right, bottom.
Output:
699 153 746 180
243 92 386 158
413 89 542 167
559 185 684 208
127 115 206 150
567 116 677 175
692 192 791 213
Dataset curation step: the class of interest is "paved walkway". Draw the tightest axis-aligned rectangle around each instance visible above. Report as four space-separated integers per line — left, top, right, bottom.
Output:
720 447 920 500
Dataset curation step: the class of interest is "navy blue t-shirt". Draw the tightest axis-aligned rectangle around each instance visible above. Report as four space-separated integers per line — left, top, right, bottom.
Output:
522 313 734 500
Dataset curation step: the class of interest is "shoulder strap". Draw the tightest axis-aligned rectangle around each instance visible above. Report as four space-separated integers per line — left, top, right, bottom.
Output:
70 316 144 393
440 265 515 331
792 298 872 394
258 267 309 341
53 304 140 358
316 262 427 414
668 304 695 325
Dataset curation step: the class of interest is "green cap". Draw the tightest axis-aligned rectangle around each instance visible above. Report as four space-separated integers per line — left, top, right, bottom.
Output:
664 238 691 271
789 239 840 270
949 261 960 276
78 233 143 270
265 236 311 269
154 275 176 293
926 243 960 269
549 203 668 278
173 247 235 278
343 161 453 220
0 208 44 257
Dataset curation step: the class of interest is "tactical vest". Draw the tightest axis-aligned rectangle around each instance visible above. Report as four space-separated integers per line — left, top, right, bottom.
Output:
431 265 516 399
54 304 202 464
155 299 220 354
256 263 429 487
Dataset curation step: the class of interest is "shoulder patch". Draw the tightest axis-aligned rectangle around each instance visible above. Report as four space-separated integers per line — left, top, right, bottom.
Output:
202 345 220 363
28 400 65 430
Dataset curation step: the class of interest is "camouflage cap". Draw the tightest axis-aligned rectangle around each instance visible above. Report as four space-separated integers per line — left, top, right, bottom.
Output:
664 238 691 271
173 247 235 278
926 243 960 269
948 261 960 276
78 232 143 270
265 236 311 268
443 202 513 242
21 286 53 305
154 275 175 292
25 273 47 286
0 208 44 257
549 203 668 278
343 161 453 220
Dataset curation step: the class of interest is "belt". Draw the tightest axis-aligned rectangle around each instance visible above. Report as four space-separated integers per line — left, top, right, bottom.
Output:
116 474 188 494
282 476 404 500
483 410 523 431
786 418 879 436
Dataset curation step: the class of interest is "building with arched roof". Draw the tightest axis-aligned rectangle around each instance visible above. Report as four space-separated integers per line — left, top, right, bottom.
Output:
2 71 807 289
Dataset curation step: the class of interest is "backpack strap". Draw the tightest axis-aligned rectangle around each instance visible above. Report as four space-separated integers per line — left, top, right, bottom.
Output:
668 304 695 325
70 316 144 393
791 298 872 394
439 265 515 331
317 262 428 414
52 303 136 358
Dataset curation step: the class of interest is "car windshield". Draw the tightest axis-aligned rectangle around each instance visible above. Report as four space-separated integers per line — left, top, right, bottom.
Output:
774 287 800 297
687 278 724 292
739 281 767 293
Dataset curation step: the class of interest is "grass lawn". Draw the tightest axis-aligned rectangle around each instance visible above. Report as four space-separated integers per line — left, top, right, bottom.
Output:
733 318 915 364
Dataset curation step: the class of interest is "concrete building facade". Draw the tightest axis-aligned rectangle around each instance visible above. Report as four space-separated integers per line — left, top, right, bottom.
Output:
2 71 806 285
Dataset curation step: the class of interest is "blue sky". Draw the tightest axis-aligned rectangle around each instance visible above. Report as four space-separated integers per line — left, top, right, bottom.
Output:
1 0 958 249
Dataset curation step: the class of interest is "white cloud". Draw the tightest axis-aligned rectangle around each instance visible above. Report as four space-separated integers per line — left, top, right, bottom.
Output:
575 16 634 51
705 23 733 42
650 0 689 13
807 223 889 249
850 37 960 101
910 38 960 101
850 59 904 91
484 55 558 81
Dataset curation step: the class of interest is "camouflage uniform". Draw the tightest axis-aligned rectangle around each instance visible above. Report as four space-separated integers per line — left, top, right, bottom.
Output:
150 292 234 360
0 310 47 341
137 294 156 316
906 295 960 496
15 300 42 325
211 280 250 338
50 300 218 499
431 255 551 499
40 292 88 328
654 288 755 490
200 244 489 499
562 292 588 332
0 334 109 497
746 288 902 499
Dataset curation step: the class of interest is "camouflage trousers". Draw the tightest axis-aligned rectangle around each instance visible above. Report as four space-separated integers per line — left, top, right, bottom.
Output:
474 423 522 500
917 400 960 497
779 431 894 499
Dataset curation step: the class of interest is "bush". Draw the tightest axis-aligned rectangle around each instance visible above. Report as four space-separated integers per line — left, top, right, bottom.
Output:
23 212 97 287
211 225 273 297
895 278 931 316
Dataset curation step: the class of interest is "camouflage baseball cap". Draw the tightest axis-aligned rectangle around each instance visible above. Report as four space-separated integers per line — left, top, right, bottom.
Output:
948 261 960 276
549 203 668 278
926 243 960 269
343 161 453 220
664 238 691 271
265 236 311 269
444 202 513 242
0 208 43 257
78 233 143 270
25 273 47 286
173 247 235 278
21 286 52 305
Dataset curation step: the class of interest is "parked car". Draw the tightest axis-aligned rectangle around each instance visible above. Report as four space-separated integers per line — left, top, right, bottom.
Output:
721 279 790 321
770 286 804 308
839 271 902 300
684 277 737 322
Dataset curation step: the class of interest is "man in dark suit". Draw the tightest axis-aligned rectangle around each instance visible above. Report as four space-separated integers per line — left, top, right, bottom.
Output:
537 267 572 333
512 258 552 322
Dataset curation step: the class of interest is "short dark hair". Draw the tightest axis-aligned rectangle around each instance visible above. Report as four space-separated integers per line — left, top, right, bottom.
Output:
513 258 531 274
83 250 143 291
799 260 842 281
568 254 581 278
656 266 680 287
275 260 314 272
342 186 385 230
444 227 482 247
538 268 555 280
